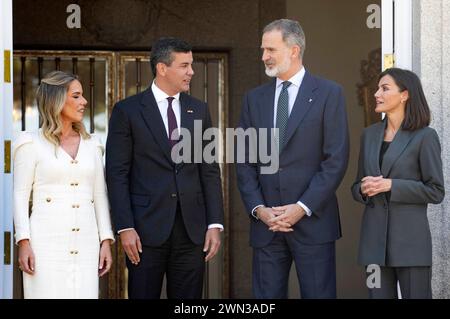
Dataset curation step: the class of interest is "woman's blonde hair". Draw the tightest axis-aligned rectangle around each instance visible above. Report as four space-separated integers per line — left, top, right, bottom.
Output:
36 70 90 145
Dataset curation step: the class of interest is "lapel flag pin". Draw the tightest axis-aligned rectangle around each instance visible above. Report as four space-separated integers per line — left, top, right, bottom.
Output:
309 98 313 103
187 109 194 113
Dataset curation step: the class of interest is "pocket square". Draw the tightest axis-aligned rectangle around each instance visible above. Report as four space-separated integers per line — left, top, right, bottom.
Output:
308 98 313 103
187 109 194 113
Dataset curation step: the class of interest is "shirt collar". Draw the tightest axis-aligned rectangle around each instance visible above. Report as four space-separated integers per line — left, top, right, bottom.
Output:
276 66 306 89
151 81 181 103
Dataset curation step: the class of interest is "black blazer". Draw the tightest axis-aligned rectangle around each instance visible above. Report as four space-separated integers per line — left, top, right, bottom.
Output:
106 88 224 246
236 71 350 248
351 120 445 266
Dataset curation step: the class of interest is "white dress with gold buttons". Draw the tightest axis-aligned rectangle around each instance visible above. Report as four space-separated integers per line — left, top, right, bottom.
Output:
13 130 114 299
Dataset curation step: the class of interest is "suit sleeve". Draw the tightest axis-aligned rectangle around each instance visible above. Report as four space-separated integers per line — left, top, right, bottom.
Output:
390 129 445 204
236 93 266 215
199 103 224 225
351 131 370 204
299 84 350 217
106 104 135 232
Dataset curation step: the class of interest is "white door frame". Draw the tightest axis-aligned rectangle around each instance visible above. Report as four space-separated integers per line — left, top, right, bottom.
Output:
0 0 14 299
382 0 413 70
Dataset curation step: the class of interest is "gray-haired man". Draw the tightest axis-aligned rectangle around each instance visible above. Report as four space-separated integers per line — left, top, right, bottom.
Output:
236 19 349 298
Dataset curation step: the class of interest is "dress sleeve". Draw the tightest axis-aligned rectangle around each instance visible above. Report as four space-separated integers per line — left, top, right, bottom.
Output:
13 132 36 244
91 136 115 243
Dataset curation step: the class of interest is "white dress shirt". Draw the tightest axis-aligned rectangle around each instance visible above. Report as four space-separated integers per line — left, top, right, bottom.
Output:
251 67 312 219
152 81 182 138
119 81 223 233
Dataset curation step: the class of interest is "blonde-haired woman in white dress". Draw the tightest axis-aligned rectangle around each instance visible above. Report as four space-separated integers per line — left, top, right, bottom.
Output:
13 71 114 299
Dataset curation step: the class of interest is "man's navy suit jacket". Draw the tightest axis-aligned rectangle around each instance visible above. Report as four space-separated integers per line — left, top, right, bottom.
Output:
237 71 349 248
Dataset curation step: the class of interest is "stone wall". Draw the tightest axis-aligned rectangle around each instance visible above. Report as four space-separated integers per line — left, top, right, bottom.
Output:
413 0 450 299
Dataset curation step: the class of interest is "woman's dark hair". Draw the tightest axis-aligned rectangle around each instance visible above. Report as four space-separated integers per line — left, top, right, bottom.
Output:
150 37 192 76
378 67 430 131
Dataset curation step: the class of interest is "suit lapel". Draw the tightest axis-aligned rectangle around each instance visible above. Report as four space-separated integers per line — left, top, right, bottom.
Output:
367 120 385 176
139 88 173 163
283 71 318 148
260 80 276 155
179 93 195 137
381 127 415 177
260 79 276 130
177 93 196 167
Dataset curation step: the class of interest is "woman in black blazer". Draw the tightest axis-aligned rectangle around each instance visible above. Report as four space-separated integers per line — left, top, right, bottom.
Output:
351 68 445 299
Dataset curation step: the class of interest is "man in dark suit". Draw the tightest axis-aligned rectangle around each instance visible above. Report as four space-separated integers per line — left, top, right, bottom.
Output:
106 37 224 299
236 19 349 298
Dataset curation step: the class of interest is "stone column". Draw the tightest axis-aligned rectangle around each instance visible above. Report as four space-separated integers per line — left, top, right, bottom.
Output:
413 0 450 299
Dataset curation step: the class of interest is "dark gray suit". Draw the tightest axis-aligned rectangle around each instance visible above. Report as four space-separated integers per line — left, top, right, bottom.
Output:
351 120 445 298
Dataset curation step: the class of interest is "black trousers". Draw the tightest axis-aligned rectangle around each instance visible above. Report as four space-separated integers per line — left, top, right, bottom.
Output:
127 208 205 299
367 266 432 299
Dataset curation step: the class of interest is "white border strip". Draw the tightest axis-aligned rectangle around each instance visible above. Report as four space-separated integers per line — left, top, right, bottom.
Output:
0 0 14 299
394 0 413 69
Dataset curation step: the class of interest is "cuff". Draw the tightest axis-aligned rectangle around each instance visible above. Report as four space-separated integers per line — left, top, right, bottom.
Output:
251 204 265 220
118 227 134 234
100 231 116 244
360 191 369 204
208 224 224 232
14 232 30 245
296 201 312 217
